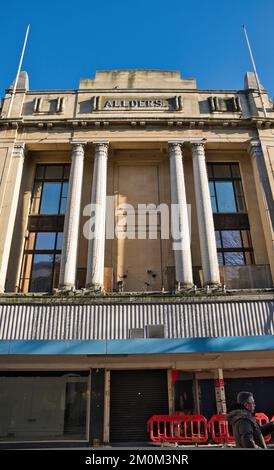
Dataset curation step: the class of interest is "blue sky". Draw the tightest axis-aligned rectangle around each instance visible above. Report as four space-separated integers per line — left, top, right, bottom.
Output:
1 0 273 96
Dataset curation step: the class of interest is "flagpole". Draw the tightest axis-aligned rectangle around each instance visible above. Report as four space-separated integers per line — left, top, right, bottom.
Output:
243 25 267 118
7 24 30 118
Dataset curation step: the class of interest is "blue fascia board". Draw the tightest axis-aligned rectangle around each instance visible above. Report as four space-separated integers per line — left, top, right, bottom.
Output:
0 336 274 355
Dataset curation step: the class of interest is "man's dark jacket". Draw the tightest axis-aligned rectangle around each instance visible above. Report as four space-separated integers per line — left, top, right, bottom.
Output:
227 404 274 449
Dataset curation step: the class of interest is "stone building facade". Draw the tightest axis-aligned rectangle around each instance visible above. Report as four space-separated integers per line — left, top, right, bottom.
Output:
0 69 273 445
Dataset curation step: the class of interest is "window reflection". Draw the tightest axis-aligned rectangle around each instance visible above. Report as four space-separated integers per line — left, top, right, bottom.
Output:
215 182 237 212
20 232 63 293
29 254 53 292
30 165 70 215
207 163 246 213
215 230 253 265
0 375 89 441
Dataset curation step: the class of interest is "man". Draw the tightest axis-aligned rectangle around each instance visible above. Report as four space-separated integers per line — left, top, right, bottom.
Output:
228 391 274 448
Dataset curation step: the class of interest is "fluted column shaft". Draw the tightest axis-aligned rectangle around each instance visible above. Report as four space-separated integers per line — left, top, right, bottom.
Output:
191 140 220 285
86 141 109 290
0 142 25 292
168 141 193 287
59 141 86 289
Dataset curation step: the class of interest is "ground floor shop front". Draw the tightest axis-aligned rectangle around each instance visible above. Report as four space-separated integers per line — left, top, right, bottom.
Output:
1 350 274 447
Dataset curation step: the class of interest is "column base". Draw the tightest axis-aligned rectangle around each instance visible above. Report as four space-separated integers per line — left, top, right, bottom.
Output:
85 284 104 293
176 282 194 291
58 284 75 290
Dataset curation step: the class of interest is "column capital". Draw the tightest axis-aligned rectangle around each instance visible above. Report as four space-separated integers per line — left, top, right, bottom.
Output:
71 140 87 146
189 138 207 148
93 140 109 148
168 141 183 159
248 139 262 158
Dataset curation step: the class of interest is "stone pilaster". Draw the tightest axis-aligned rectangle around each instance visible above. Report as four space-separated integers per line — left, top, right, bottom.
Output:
248 139 274 232
0 142 26 292
168 141 193 287
86 141 109 290
191 139 220 286
58 141 86 290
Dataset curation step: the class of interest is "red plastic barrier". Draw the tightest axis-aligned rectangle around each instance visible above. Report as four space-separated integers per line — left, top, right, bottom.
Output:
147 412 273 446
208 414 234 444
147 414 208 444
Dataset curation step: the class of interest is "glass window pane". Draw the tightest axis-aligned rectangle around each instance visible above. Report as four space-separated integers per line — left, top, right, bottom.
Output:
231 164 240 177
224 252 245 265
217 252 224 265
64 165 71 179
35 232 56 250
0 376 88 440
56 233 63 250
35 166 45 179
60 197 67 214
29 254 53 292
62 182 68 198
45 166 63 180
40 183 61 214
213 164 231 179
206 164 213 178
215 181 237 212
209 181 215 197
234 180 246 211
222 230 242 248
210 197 217 212
215 231 222 248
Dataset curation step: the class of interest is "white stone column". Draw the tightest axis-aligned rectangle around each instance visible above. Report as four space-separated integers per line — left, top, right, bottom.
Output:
0 142 25 292
168 141 193 287
86 141 109 290
191 139 220 285
59 141 86 290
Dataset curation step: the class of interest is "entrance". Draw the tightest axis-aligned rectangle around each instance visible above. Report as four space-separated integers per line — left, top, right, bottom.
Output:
110 369 168 442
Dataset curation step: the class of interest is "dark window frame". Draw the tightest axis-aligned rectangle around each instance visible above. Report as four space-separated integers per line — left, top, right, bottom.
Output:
215 230 255 265
31 164 70 215
207 162 246 213
20 163 70 292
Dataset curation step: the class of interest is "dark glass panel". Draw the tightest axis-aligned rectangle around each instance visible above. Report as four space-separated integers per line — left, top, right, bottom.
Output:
29 254 53 292
64 165 71 179
231 164 241 177
45 166 63 180
234 180 246 212
40 183 61 214
206 164 213 178
212 164 232 179
215 182 237 212
217 252 224 265
215 231 222 248
35 166 45 179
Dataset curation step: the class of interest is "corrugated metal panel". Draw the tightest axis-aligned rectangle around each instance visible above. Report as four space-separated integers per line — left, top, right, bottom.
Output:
0 300 273 340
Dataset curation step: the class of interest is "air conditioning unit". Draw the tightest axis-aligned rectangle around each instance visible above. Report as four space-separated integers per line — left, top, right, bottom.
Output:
129 328 145 339
146 324 165 338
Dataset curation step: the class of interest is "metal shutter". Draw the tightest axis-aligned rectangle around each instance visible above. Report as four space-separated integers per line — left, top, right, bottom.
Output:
110 369 168 442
